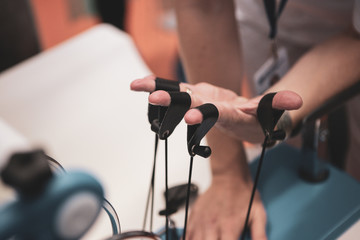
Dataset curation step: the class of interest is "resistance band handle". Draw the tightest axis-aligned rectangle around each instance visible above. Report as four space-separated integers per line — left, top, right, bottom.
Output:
148 78 180 127
257 92 285 143
157 92 191 139
242 92 287 239
155 78 180 92
187 103 219 158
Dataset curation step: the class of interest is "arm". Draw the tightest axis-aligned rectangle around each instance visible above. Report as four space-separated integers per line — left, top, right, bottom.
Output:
174 0 243 92
268 29 360 130
173 28 360 141
173 1 268 239
130 2 300 238
131 5 359 240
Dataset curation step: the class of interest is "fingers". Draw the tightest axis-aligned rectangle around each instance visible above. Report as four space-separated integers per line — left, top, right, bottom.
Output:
132 77 303 135
133 76 205 126
131 75 200 107
148 90 171 106
130 75 190 93
221 221 242 240
239 90 303 116
272 90 303 110
250 206 268 240
238 96 263 116
186 214 238 240
148 87 204 109
184 109 203 125
186 209 204 240
130 75 156 92
203 225 219 240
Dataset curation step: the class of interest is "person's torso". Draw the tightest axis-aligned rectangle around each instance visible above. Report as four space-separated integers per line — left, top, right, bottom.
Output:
234 0 354 84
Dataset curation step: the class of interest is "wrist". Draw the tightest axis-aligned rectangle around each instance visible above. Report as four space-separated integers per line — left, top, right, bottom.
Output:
212 167 253 185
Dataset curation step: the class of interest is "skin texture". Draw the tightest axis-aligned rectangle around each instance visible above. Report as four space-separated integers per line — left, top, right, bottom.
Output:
130 76 302 240
130 1 360 239
131 76 302 142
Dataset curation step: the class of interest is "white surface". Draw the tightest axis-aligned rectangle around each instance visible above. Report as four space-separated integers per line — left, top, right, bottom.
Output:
0 24 211 239
0 24 357 239
0 118 31 170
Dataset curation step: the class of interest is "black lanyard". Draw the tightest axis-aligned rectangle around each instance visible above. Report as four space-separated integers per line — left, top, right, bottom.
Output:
263 0 288 40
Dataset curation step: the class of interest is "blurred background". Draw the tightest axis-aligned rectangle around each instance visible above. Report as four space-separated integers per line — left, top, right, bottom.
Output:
0 0 180 80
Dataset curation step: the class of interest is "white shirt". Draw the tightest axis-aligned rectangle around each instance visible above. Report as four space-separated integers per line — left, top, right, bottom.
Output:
234 0 360 180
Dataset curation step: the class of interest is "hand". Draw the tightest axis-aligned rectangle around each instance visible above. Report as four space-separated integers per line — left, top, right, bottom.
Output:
130 75 302 143
131 76 272 239
186 175 267 240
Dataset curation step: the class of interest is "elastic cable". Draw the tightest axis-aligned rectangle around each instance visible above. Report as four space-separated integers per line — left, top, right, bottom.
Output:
143 134 159 231
45 154 66 173
182 156 194 240
103 198 121 235
241 135 269 240
165 138 169 240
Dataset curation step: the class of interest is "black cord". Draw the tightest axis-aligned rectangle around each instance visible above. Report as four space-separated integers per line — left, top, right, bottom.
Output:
44 153 122 236
165 138 169 240
150 136 158 231
143 134 159 231
103 198 121 235
44 154 66 173
182 156 194 240
143 183 152 230
241 135 269 240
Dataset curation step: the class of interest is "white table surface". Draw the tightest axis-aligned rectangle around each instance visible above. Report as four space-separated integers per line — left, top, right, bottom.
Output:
0 24 358 239
0 24 212 239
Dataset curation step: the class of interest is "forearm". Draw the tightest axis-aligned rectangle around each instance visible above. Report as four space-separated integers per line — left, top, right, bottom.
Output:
269 29 360 127
206 127 251 182
174 0 243 93
174 0 249 177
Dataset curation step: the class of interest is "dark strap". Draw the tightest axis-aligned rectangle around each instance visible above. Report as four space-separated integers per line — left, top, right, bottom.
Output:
263 0 288 39
257 92 286 142
148 78 180 127
156 92 191 139
147 78 184 138
155 77 180 92
187 104 219 158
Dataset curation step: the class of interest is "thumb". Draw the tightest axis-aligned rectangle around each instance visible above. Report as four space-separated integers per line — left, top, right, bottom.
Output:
272 90 303 110
239 91 303 116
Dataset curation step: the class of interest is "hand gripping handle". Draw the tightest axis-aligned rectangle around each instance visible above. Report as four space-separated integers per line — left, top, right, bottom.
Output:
147 78 191 140
148 78 180 129
187 104 219 158
256 92 286 143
